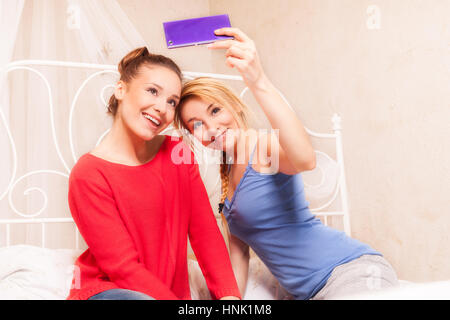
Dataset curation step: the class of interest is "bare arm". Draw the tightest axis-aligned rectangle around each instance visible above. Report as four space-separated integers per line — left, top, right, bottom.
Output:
228 233 250 297
209 28 316 174
249 77 316 174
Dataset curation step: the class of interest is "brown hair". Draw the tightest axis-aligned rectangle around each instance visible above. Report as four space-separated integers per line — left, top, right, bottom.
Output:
107 47 182 116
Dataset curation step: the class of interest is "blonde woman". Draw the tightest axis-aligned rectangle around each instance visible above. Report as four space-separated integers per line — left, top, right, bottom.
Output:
174 28 398 300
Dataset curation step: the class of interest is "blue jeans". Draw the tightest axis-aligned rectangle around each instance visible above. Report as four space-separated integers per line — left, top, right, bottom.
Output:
88 289 155 300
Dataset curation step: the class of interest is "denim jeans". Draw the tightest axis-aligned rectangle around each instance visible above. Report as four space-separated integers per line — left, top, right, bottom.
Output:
88 289 155 300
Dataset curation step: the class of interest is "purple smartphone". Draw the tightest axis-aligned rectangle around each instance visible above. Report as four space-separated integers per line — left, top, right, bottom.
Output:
163 14 233 49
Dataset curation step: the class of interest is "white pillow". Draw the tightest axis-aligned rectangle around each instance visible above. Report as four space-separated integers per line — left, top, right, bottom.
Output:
0 245 81 300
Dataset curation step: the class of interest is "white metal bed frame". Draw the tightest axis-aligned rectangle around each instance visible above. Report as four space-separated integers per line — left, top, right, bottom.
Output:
0 59 351 250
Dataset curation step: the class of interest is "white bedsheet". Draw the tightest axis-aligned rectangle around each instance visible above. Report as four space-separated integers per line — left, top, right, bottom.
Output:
0 245 81 300
1 245 449 300
338 280 450 300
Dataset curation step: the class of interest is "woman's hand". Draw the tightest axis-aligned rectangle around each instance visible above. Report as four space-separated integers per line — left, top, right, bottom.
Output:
207 28 266 89
220 296 241 300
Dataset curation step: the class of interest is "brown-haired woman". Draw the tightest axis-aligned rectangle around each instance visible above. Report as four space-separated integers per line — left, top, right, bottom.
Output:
67 47 241 300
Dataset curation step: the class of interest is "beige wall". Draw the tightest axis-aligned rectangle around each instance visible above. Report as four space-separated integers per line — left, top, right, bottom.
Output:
209 0 450 282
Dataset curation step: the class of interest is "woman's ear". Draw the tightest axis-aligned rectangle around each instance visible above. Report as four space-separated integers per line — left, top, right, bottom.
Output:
114 80 126 101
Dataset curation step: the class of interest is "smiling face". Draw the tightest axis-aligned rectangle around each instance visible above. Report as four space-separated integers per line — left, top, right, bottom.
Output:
115 65 182 141
180 96 240 151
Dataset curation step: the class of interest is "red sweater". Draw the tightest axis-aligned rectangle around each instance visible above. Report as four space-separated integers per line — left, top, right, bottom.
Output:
67 136 240 300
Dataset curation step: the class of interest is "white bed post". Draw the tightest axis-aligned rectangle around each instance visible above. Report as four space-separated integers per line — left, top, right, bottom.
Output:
332 114 352 236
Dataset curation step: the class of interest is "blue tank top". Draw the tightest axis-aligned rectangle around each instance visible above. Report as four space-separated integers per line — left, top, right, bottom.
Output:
222 144 380 300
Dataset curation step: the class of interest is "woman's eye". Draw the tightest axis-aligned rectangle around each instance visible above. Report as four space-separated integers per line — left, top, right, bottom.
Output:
168 99 177 107
211 107 220 115
147 88 157 95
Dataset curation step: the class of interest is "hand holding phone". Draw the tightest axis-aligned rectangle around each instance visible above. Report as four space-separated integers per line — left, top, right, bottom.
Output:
207 28 266 88
163 14 234 49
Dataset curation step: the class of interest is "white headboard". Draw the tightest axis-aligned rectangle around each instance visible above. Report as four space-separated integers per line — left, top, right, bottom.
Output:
0 60 351 250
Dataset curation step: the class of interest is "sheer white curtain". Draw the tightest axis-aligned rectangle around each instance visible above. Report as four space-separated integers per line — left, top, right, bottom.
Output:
2 0 146 247
0 0 25 230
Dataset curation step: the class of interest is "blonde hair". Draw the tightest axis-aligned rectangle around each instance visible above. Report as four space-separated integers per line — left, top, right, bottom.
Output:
174 77 252 246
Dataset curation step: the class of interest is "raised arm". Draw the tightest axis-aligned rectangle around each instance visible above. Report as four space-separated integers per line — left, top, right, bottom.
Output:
209 28 316 174
69 174 178 300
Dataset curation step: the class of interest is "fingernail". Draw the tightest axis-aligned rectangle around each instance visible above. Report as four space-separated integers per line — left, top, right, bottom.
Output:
214 29 221 34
